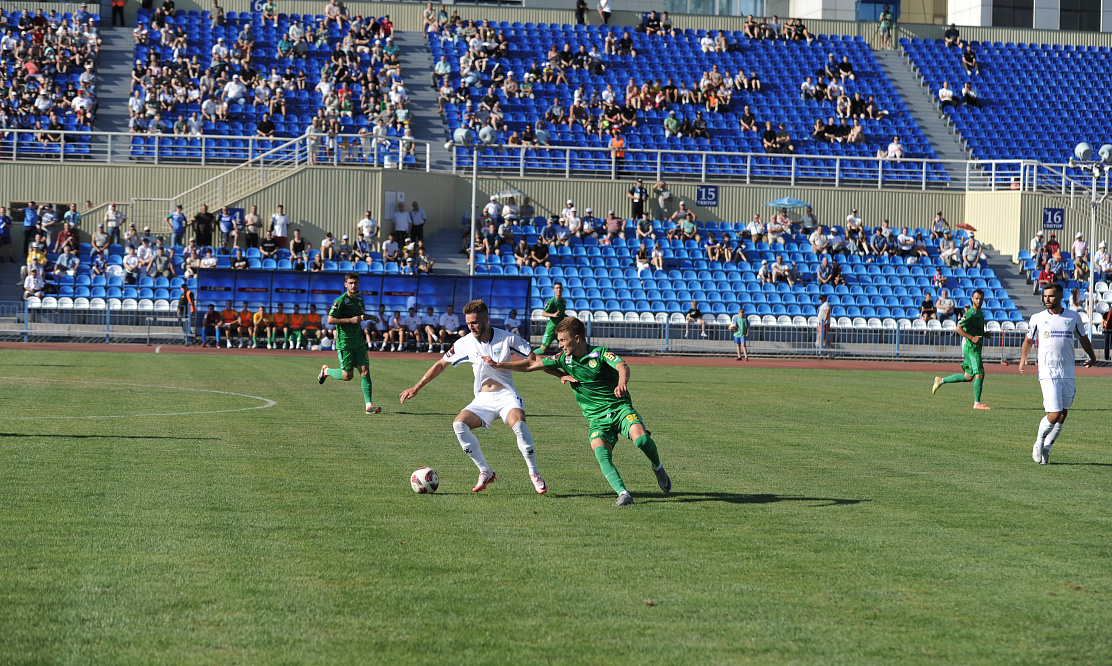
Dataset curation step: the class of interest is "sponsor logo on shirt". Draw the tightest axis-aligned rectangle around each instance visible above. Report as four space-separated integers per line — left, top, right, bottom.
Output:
589 360 597 368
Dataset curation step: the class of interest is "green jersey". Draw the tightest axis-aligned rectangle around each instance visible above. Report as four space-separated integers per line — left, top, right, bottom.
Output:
959 306 985 353
543 297 567 324
328 292 366 349
731 315 749 336
542 346 632 420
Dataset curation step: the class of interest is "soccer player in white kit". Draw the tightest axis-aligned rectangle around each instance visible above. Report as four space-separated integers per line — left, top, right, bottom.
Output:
1019 283 1097 464
399 299 549 493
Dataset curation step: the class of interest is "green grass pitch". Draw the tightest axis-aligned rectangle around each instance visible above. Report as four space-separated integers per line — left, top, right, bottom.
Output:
1 349 1111 664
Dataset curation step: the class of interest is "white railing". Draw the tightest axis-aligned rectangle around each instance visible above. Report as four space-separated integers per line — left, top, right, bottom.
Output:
0 128 433 172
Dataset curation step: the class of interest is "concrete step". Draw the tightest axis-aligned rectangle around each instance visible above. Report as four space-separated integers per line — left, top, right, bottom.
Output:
94 26 137 135
424 228 472 275
395 31 454 172
874 49 969 185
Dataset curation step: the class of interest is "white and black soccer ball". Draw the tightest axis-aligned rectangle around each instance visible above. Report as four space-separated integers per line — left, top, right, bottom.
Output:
410 467 439 494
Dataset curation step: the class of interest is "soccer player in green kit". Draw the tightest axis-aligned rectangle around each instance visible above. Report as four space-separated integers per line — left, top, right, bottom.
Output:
485 316 670 506
317 273 383 414
533 281 566 355
932 289 991 409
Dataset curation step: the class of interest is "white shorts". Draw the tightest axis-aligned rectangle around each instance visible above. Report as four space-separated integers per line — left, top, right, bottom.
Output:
1039 378 1076 413
463 389 525 428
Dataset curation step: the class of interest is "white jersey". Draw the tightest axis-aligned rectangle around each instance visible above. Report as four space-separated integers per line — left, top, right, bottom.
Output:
403 314 421 331
444 328 532 397
1026 308 1086 380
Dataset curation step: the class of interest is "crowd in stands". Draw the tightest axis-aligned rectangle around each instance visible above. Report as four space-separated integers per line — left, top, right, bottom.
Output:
1024 229 1107 309
127 0 417 164
0 5 100 140
429 8 938 180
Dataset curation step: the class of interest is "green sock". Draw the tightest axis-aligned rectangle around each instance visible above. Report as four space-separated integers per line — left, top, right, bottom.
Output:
294 332 302 348
974 377 984 402
361 375 373 404
325 368 344 380
593 446 627 495
634 434 661 467
942 373 968 384
268 332 275 344
251 335 257 346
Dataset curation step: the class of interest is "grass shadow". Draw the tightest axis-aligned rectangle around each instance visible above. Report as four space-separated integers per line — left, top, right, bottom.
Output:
0 432 221 441
553 491 868 506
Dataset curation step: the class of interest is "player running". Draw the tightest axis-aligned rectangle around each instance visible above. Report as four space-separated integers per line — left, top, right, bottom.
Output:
533 281 567 355
398 299 547 494
1019 282 1097 464
317 272 383 414
932 289 991 409
484 316 670 507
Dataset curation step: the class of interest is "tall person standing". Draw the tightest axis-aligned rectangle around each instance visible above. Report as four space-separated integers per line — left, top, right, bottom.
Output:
317 273 384 414
932 289 991 409
1019 283 1097 464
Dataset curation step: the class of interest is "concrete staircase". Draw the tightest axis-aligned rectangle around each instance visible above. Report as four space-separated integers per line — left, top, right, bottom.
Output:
424 228 472 275
93 25 136 138
395 31 455 172
873 49 969 185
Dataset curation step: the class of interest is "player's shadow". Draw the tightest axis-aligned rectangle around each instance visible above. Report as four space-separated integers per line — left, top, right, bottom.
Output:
555 491 867 506
0 432 220 441
394 411 581 419
1050 462 1112 467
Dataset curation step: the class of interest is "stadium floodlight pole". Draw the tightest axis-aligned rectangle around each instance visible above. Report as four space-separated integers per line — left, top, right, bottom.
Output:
470 142 478 283
1068 142 1112 334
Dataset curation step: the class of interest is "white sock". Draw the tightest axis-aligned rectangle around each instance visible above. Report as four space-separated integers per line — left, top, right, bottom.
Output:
1045 422 1064 451
453 422 491 472
512 421 538 474
1035 417 1053 448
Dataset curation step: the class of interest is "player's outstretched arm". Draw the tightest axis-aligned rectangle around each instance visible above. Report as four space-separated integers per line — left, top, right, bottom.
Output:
481 355 544 372
399 359 450 402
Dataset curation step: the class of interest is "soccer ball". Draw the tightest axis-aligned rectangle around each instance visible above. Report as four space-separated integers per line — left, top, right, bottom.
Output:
410 467 439 494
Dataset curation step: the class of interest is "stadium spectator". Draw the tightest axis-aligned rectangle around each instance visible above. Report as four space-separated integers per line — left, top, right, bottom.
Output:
651 242 665 270
685 301 707 338
920 292 937 322
1073 232 1089 259
963 233 982 268
0 208 13 263
391 202 412 241
529 237 551 268
200 247 218 269
1094 242 1111 279
513 239 530 267
886 136 904 159
103 203 126 246
809 225 830 254
771 254 795 287
54 223 78 254
877 5 894 50
1074 257 1090 284
938 82 956 109
150 247 175 278
817 295 832 352
270 205 289 248
123 246 142 284
937 232 958 266
961 82 981 108
357 211 379 250
757 259 772 284
961 45 980 76
944 24 961 47
1036 264 1056 292
1030 230 1045 258
817 255 841 286
53 246 80 277
256 230 277 262
412 245 433 273
382 233 401 264
193 205 215 247
230 247 248 270
936 289 957 322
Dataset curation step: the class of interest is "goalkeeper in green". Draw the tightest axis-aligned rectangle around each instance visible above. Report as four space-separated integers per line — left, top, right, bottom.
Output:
484 316 670 506
317 273 383 414
932 289 991 409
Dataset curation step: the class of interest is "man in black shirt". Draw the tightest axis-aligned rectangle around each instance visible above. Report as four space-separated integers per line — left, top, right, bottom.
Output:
944 23 960 47
684 301 707 338
572 45 591 70
761 121 778 152
627 178 647 219
962 46 979 75
193 204 215 246
838 56 854 81
529 240 550 268
691 112 709 139
259 230 278 260
231 247 249 269
617 33 635 56
256 112 275 137
644 10 660 34
480 87 500 112
739 105 757 131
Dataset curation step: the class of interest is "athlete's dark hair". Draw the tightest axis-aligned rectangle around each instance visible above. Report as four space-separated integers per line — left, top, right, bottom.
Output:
553 281 564 288
556 316 586 339
463 299 489 316
972 288 985 298
344 272 359 282
1042 282 1064 296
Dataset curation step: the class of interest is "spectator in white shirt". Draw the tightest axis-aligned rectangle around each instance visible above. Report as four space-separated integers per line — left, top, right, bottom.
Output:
938 82 955 108
392 202 412 240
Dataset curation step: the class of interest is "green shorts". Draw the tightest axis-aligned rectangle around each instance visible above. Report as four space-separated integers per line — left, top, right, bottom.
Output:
337 344 368 372
587 403 647 445
540 320 560 347
961 346 984 377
